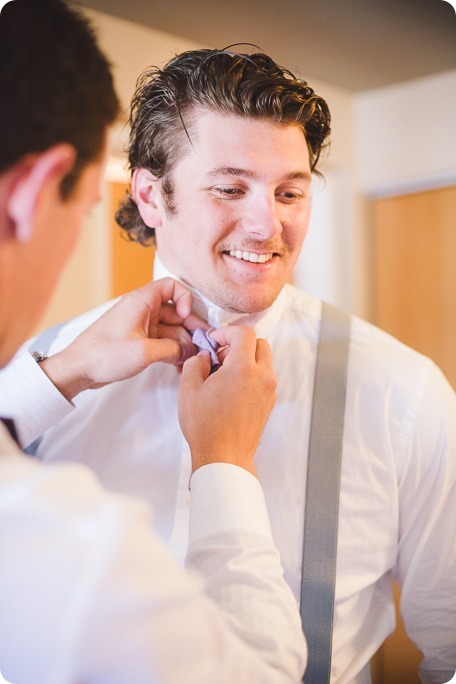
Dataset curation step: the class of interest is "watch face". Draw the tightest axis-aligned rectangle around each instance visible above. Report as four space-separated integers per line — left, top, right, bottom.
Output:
30 351 48 364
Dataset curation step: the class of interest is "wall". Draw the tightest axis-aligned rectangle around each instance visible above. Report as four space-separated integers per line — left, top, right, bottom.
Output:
351 69 456 322
294 69 456 316
355 69 456 197
293 85 363 314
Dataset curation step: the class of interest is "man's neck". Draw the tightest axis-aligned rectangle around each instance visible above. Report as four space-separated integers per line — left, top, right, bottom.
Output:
153 254 274 329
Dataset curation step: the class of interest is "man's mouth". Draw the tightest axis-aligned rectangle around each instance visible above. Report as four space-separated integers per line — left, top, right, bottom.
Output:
226 250 275 264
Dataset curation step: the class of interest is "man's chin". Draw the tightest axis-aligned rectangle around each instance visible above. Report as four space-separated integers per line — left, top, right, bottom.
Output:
207 287 283 315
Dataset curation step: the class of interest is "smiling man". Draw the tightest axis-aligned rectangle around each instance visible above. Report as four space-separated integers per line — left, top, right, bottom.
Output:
2 49 455 683
132 109 313 313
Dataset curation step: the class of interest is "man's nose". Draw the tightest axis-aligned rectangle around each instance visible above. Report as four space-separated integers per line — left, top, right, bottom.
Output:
239 195 282 239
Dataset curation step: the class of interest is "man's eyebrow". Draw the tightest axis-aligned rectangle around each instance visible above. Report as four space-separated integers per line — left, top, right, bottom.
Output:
206 167 256 179
206 167 312 183
286 171 312 183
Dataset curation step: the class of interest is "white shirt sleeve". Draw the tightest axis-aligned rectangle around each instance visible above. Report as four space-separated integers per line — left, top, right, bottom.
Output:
0 351 73 447
188 464 306 678
394 363 456 684
0 437 306 684
77 463 307 684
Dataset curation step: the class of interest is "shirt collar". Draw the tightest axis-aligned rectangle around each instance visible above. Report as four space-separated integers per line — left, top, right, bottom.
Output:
153 253 286 337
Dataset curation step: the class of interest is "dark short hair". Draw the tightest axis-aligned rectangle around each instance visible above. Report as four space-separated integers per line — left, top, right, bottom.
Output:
0 0 119 197
116 48 331 245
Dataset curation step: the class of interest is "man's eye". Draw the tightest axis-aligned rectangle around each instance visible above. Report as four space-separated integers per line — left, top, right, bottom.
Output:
214 187 243 196
276 190 304 202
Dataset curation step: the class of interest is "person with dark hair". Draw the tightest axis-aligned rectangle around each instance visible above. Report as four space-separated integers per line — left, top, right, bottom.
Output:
2 45 456 684
0 5 307 683
0 0 118 198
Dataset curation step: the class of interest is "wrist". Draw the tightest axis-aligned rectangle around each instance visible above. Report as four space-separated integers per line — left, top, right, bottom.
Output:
39 349 90 401
189 463 270 545
191 451 257 478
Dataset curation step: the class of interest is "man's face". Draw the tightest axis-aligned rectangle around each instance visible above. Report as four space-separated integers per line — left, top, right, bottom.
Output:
154 110 312 313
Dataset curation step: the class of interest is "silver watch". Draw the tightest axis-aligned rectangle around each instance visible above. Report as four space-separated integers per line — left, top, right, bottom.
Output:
30 351 48 364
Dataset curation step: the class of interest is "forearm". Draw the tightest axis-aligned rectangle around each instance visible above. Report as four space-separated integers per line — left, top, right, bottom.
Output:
39 347 94 401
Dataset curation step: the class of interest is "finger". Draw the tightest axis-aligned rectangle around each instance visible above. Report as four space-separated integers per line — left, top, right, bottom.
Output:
183 311 210 333
159 306 210 331
209 326 257 368
209 325 257 355
142 337 184 366
137 278 193 320
255 338 273 366
217 346 230 365
160 278 193 320
158 323 193 345
179 351 212 392
158 324 197 363
158 302 188 326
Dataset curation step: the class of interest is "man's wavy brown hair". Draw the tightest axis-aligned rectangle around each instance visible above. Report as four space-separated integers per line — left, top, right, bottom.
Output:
116 48 331 245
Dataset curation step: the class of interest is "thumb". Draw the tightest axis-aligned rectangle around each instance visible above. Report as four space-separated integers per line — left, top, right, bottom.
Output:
179 351 212 392
143 338 183 365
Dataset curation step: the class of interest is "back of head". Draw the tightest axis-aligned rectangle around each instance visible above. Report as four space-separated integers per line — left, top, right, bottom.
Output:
0 0 119 197
116 48 331 245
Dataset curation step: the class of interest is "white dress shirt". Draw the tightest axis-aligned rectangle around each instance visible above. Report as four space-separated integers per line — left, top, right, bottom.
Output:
0 423 306 684
1 256 455 684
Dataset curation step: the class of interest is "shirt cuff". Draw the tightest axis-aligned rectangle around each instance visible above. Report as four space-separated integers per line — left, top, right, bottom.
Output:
0 352 74 447
189 463 273 544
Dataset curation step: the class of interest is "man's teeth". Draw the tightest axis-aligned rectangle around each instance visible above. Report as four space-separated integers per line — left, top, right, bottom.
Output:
229 250 273 263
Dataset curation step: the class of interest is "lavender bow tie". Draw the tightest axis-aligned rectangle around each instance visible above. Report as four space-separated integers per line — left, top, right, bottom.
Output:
192 328 220 369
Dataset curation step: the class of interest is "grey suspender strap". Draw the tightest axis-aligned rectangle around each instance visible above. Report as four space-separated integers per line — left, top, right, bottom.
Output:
24 320 67 456
300 301 351 684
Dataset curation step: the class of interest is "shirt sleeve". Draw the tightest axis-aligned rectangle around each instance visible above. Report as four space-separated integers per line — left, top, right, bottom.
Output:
77 462 307 684
394 363 456 683
0 351 74 447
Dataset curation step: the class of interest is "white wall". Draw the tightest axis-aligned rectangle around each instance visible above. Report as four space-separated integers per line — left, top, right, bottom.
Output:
295 69 456 315
355 69 456 197
292 82 363 314
348 69 456 319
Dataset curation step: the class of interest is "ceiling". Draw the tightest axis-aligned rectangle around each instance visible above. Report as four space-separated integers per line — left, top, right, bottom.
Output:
74 0 456 91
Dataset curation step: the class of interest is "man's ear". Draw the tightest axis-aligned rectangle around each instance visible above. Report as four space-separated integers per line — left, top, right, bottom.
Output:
8 144 76 242
131 168 164 228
